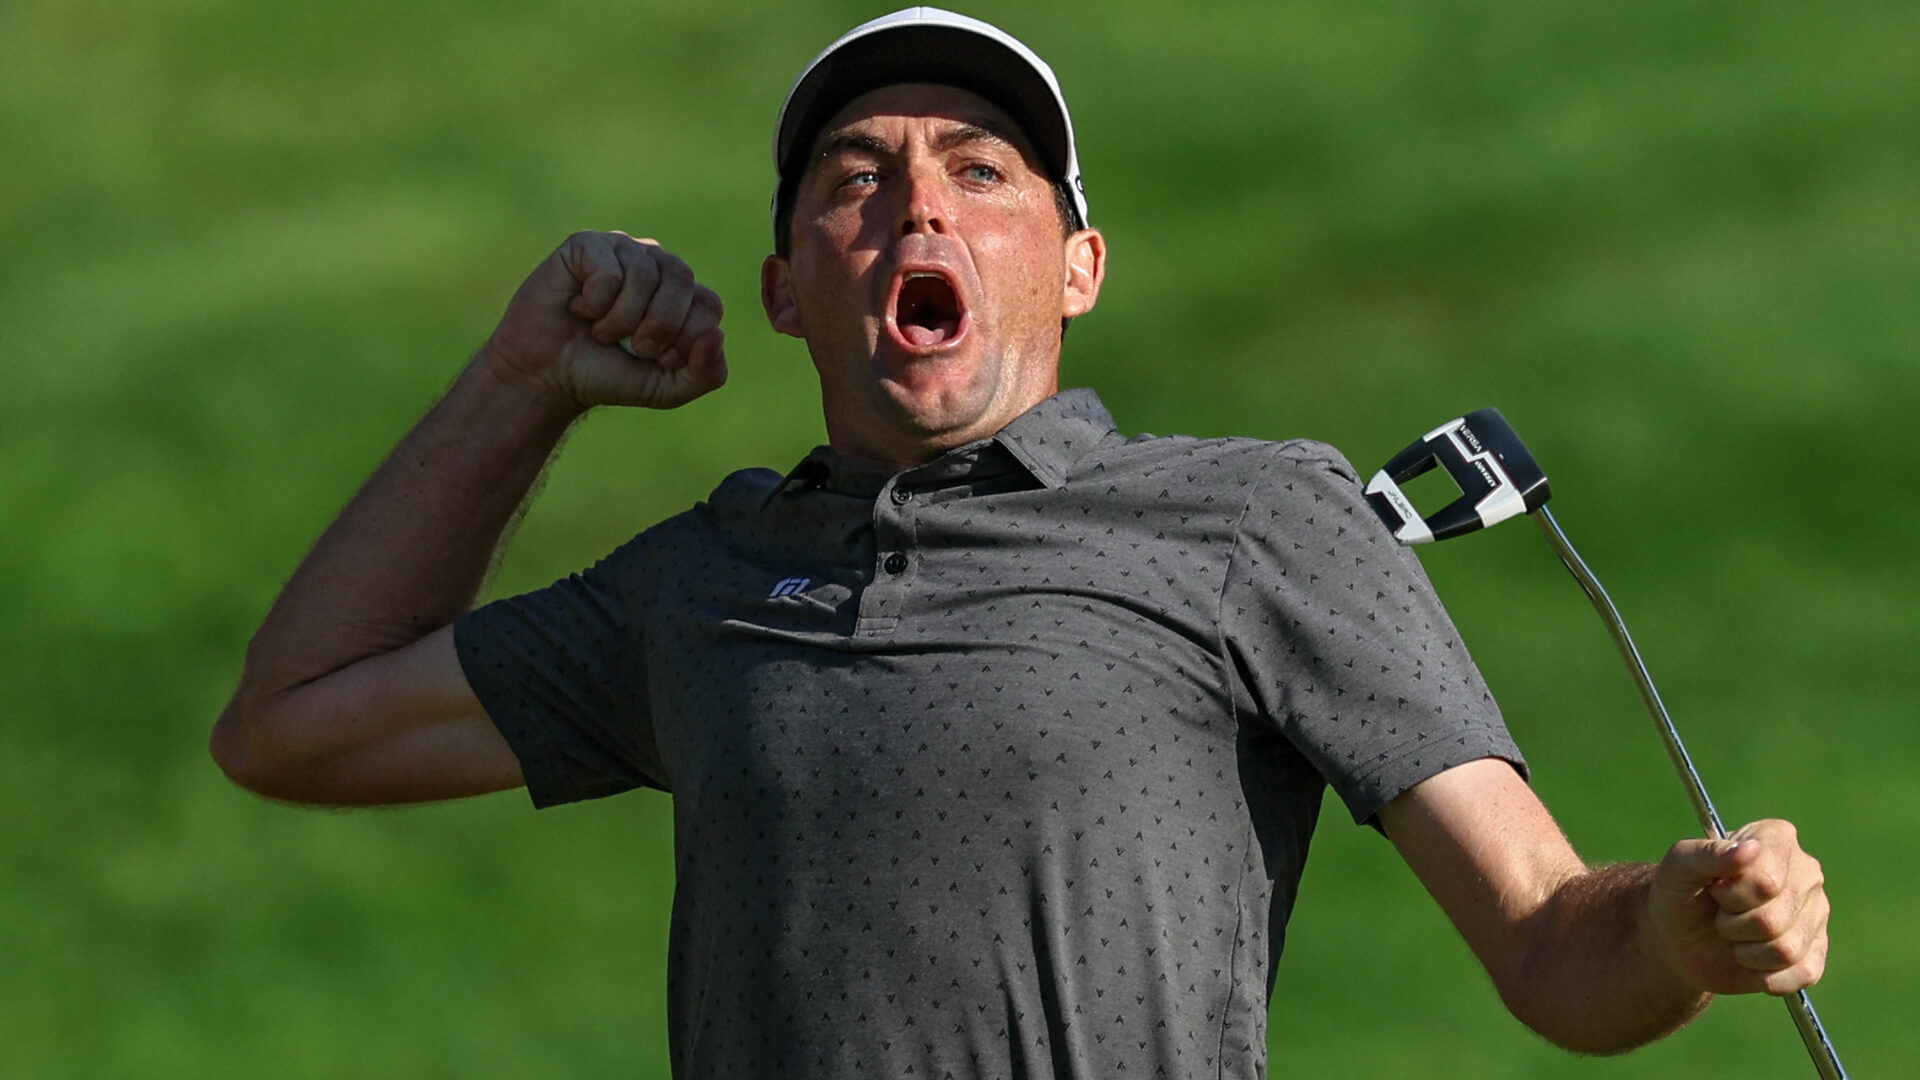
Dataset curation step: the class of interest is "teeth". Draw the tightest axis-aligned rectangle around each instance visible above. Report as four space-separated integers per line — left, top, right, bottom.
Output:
907 271 940 280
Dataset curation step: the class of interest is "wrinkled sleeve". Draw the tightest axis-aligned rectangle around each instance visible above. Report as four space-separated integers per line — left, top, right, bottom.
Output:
1223 441 1525 826
454 535 667 807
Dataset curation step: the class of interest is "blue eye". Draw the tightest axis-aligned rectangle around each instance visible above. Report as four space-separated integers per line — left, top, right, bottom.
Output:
965 164 1001 182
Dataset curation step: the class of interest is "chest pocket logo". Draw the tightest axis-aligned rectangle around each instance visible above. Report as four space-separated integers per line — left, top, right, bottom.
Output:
768 577 812 599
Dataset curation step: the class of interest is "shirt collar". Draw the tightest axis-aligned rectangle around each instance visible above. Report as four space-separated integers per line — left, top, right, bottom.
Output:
776 388 1119 497
989 387 1117 489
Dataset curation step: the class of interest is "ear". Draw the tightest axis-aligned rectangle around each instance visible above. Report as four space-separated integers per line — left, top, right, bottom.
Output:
761 254 805 338
1060 228 1106 320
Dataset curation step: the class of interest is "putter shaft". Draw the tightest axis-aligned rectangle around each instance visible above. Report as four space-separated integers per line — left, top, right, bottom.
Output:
1531 506 1847 1080
1532 507 1726 837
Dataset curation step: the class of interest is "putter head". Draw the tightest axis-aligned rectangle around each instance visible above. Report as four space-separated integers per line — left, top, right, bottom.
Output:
1365 407 1552 545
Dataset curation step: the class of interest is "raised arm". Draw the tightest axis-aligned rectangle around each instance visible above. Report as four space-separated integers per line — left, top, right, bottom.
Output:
1378 757 1829 1054
210 231 727 806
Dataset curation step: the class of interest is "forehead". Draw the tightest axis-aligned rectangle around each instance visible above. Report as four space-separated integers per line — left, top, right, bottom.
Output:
809 83 1041 160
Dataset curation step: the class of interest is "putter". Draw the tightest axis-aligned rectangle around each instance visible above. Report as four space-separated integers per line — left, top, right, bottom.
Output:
1365 408 1846 1080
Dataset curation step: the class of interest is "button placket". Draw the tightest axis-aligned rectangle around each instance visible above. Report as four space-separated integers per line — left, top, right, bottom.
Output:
875 481 915 580
856 479 919 637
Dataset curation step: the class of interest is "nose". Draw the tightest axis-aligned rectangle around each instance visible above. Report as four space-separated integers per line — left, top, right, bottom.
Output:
896 158 949 238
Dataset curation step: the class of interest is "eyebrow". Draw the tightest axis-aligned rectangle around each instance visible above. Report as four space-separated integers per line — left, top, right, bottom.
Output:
931 121 1020 155
812 119 1024 162
815 131 890 160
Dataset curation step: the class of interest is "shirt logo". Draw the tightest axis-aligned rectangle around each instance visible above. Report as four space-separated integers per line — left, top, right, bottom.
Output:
768 577 812 599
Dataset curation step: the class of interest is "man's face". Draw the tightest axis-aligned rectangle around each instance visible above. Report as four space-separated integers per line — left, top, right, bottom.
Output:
761 83 1105 470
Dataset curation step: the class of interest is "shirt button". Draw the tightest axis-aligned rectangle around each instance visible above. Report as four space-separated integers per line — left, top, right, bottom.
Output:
890 488 913 505
883 552 909 575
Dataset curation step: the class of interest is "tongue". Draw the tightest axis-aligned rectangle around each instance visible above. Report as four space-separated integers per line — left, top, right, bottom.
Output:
901 322 951 347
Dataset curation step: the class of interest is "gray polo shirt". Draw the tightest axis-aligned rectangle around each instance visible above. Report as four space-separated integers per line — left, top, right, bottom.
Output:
455 388 1522 1080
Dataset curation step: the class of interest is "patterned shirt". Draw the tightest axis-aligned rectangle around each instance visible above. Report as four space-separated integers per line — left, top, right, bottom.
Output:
454 388 1522 1080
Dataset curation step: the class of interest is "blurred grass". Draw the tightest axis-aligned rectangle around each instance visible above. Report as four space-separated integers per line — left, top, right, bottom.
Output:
2 0 1913 1075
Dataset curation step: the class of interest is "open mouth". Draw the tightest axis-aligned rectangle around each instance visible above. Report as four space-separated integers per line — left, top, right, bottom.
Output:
890 270 967 350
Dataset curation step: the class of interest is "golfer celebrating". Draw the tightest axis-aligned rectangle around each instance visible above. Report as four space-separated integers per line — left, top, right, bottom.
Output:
213 9 1830 1077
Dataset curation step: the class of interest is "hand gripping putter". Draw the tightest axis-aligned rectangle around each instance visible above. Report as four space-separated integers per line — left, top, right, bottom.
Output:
1364 408 1846 1080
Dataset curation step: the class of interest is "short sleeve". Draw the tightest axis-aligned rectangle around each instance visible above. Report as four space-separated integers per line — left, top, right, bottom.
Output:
454 536 667 807
1222 441 1525 826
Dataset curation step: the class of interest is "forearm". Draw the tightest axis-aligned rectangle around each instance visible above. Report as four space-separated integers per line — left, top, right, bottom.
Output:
211 231 725 802
233 351 579 700
227 229 724 702
1500 861 1710 1054
1383 761 1715 1055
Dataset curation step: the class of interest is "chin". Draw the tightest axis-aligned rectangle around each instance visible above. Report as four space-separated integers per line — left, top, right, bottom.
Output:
883 391 995 445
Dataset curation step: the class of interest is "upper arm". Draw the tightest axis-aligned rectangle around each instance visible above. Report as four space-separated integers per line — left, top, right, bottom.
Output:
212 624 525 806
1377 757 1587 990
1224 444 1527 826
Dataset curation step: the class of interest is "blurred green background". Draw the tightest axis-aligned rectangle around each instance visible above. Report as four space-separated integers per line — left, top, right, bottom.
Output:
3 0 1914 1075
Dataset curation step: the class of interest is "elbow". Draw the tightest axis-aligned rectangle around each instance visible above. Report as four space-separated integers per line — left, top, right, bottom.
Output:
1492 927 1710 1056
1509 999 1706 1058
210 691 295 798
1501 994 1651 1057
209 696 264 792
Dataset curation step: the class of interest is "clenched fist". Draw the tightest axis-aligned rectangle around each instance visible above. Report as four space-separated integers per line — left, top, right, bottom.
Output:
482 230 728 411
1646 818 1830 996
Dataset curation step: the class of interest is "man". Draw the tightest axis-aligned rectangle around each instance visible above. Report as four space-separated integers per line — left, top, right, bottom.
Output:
212 9 1829 1077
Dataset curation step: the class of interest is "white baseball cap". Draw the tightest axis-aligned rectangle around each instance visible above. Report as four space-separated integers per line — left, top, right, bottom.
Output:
771 7 1089 238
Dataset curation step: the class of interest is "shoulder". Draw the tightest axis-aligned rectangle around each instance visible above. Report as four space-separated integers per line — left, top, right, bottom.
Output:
704 466 787 510
1236 438 1383 535
1108 434 1388 556
582 466 785 575
1081 431 1363 497
1252 437 1366 501
632 466 786 547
